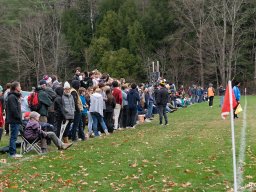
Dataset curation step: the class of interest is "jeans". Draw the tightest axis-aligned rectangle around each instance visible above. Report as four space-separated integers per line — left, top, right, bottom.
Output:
220 96 224 107
87 112 93 135
191 95 196 104
198 95 203 103
72 111 85 141
158 105 168 125
91 112 108 136
9 123 20 156
128 108 137 127
41 131 63 149
146 101 153 119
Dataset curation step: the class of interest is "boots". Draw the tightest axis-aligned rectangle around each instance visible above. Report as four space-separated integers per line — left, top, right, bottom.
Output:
61 143 73 150
63 137 69 143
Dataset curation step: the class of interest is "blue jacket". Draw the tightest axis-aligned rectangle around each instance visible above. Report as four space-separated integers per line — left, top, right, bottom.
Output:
80 95 88 115
233 86 241 101
127 89 140 109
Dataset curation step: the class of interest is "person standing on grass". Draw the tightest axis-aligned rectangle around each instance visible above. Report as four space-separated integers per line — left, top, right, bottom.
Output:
127 83 140 128
0 85 4 140
70 80 85 141
233 81 241 119
112 81 122 131
120 84 129 128
156 82 169 125
104 89 116 133
89 88 109 137
62 82 75 143
6 81 23 158
218 84 226 108
4 83 11 136
37 80 53 122
207 83 215 108
78 87 88 140
54 87 65 138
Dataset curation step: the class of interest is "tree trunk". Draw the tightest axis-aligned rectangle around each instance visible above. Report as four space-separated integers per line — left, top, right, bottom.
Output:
198 28 204 86
221 0 227 85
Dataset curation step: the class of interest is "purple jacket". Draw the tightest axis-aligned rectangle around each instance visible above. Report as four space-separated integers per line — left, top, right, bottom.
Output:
24 120 46 140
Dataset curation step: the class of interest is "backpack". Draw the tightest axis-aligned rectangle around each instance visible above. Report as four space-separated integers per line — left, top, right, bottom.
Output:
28 92 40 111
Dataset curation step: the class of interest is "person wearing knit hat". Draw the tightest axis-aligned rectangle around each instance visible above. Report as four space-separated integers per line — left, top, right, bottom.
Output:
24 111 72 153
39 80 47 86
64 81 71 89
62 82 75 143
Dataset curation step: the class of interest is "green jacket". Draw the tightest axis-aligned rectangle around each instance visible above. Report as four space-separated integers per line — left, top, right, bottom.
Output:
38 89 52 116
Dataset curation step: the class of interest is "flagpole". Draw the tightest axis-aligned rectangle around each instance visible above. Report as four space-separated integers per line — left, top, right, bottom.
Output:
229 80 237 192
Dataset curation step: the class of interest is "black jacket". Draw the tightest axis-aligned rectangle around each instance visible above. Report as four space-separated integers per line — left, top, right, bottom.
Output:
6 92 22 124
105 97 116 113
80 77 93 89
156 87 169 106
54 87 65 118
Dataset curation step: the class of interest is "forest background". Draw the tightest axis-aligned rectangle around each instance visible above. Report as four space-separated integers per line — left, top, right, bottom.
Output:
0 0 256 92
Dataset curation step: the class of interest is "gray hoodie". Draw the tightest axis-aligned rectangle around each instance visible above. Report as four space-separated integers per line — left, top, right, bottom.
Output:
89 93 104 117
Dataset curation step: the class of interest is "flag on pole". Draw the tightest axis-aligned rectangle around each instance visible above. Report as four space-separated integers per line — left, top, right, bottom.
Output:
222 81 238 192
221 84 238 119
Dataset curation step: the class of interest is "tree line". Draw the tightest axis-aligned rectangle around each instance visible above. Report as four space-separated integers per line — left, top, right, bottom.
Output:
0 0 256 91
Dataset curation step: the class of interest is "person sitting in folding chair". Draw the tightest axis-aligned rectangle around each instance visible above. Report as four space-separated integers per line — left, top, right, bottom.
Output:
24 111 73 154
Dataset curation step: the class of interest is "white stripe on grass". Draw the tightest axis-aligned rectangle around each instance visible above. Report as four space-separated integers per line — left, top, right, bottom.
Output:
237 95 247 191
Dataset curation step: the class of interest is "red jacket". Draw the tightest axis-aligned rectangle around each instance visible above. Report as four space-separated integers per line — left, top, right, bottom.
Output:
112 88 122 105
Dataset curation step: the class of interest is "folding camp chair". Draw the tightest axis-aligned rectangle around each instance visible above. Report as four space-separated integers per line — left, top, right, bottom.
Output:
19 125 42 155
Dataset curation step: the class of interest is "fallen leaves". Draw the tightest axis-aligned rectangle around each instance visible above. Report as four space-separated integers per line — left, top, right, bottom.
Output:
181 182 192 188
129 160 138 168
0 159 7 164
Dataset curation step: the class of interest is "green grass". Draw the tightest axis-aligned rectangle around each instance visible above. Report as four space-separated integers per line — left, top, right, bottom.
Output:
0 96 256 191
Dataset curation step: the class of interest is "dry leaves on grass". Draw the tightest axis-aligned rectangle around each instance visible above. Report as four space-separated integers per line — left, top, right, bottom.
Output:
180 182 192 188
129 160 138 168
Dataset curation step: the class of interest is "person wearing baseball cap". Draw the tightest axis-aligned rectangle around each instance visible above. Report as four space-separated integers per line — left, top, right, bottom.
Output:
37 80 53 122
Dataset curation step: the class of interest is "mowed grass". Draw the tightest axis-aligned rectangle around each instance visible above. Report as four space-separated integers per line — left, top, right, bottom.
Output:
0 96 256 191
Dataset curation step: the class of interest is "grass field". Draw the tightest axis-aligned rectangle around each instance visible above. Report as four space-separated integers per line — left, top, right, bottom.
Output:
0 96 256 191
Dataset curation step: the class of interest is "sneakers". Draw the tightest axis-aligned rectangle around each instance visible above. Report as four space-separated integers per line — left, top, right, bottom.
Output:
62 143 73 150
117 128 124 131
10 154 23 158
145 119 151 123
104 129 110 135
